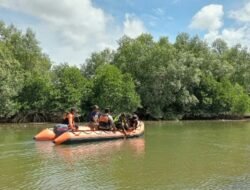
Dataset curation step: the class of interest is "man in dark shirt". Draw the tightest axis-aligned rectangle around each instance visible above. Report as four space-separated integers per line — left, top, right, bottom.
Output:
88 105 100 130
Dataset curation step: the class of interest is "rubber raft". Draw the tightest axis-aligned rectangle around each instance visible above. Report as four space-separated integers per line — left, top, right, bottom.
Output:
34 121 144 145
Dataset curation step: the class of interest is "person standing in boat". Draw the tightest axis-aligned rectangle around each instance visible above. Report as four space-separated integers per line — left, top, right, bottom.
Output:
88 105 100 130
98 108 116 130
62 108 78 131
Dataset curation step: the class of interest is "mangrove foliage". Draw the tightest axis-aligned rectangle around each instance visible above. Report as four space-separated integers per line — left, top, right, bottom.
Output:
0 21 249 122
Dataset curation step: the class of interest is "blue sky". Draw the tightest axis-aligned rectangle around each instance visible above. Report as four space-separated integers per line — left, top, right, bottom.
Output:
0 0 249 65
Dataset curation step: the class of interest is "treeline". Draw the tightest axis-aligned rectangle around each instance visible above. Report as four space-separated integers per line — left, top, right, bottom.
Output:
0 21 249 122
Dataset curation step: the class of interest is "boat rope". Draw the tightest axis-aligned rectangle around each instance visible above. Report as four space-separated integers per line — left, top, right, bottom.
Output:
81 130 92 134
94 130 103 135
71 131 81 136
103 130 112 134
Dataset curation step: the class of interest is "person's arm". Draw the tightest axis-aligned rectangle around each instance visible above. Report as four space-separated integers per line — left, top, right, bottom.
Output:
93 112 99 122
108 115 115 127
109 115 114 123
68 114 74 130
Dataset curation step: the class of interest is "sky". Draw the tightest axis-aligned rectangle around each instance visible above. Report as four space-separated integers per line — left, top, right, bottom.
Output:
0 0 250 66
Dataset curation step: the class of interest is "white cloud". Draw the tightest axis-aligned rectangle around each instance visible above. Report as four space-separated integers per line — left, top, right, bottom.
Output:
1 0 110 48
230 2 250 22
204 26 250 48
123 14 146 38
190 3 250 50
190 4 224 31
0 0 146 65
220 27 249 46
204 31 220 42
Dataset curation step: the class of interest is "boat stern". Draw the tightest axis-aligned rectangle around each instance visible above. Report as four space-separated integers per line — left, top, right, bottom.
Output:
53 132 72 145
33 128 56 141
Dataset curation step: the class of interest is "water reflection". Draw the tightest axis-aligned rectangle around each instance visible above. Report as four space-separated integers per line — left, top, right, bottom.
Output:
35 141 54 158
3 121 250 189
127 138 145 156
35 138 145 162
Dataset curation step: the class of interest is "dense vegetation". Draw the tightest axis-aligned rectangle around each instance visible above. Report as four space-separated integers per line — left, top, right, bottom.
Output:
0 21 249 122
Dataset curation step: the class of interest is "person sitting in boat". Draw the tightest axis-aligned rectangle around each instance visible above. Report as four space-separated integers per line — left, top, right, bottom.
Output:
129 114 139 130
98 108 116 130
62 107 78 131
88 105 100 130
114 113 129 130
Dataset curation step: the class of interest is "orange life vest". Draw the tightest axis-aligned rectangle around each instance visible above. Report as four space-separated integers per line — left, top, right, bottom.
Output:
99 114 109 123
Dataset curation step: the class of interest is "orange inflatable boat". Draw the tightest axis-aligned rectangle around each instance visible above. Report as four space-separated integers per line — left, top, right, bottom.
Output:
33 125 91 141
34 122 144 145
53 121 144 145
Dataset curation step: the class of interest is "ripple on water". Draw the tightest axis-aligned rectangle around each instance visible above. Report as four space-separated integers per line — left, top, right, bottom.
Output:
196 174 250 190
1 121 250 190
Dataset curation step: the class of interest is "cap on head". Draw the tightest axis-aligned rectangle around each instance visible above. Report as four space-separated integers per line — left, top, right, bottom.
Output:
132 114 138 119
92 105 99 110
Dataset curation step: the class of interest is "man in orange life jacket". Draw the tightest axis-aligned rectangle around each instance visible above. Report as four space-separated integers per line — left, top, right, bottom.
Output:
98 108 115 130
62 108 78 131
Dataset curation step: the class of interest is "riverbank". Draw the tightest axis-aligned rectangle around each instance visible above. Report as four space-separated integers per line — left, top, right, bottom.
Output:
182 113 250 120
0 112 249 123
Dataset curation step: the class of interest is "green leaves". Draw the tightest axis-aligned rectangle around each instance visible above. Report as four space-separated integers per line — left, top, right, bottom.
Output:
90 64 140 114
17 73 52 111
111 33 250 118
0 43 23 117
195 76 250 115
0 20 249 121
51 64 89 112
82 49 115 78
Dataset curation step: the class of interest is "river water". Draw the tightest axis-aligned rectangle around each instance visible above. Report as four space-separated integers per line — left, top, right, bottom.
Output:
0 121 250 190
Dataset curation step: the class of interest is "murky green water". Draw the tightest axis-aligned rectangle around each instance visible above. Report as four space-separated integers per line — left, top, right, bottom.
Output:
1 121 250 189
